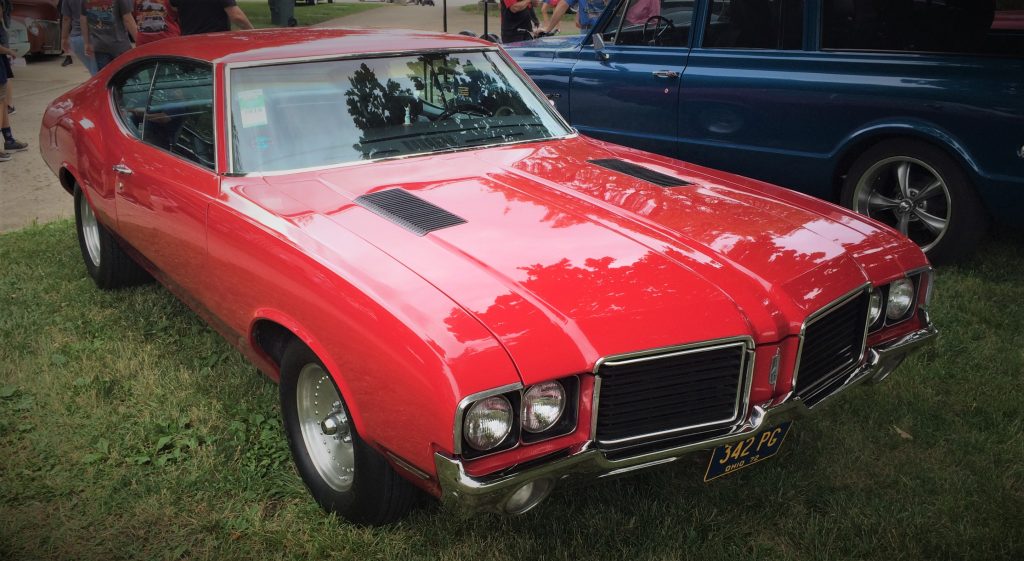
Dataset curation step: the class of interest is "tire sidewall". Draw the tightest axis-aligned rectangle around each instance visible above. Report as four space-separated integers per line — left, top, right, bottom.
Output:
74 186 105 283
279 344 366 518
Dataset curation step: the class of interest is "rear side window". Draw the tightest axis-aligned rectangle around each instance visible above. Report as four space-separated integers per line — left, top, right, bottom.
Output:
144 61 215 170
822 0 1024 56
703 0 805 50
113 64 157 139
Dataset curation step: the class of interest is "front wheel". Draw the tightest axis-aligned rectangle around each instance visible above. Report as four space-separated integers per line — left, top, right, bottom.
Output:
840 139 988 264
279 342 418 525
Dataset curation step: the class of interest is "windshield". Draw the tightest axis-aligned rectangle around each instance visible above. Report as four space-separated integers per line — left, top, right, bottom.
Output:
228 50 571 173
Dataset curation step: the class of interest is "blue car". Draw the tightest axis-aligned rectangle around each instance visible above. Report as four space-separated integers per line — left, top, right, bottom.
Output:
506 0 1024 263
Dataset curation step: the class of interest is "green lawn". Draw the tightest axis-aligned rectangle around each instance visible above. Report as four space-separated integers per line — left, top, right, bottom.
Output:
238 0 382 28
1 220 1022 560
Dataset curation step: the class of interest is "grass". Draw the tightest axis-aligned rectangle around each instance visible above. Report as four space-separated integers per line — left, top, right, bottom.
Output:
238 0 382 28
1 220 1023 561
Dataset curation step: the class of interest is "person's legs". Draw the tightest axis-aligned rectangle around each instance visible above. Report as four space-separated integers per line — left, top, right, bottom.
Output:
93 51 115 73
70 35 99 75
0 83 9 161
0 79 27 153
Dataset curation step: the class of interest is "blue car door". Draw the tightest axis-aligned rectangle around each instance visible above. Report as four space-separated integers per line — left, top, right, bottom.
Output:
569 0 697 158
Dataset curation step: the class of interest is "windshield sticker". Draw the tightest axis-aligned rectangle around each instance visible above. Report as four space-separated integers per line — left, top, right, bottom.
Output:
238 89 269 128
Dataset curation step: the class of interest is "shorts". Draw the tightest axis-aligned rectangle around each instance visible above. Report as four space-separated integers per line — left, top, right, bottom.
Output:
0 55 12 83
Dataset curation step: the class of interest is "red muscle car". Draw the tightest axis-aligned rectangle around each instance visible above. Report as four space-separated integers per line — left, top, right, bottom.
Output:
40 28 938 525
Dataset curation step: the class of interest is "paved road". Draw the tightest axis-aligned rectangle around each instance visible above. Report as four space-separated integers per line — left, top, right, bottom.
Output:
0 1 508 233
0 58 90 233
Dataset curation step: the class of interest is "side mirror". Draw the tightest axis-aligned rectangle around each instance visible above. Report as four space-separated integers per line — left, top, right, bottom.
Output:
592 34 610 61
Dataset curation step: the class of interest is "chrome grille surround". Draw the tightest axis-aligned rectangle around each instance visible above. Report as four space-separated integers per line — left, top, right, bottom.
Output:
792 283 873 404
591 336 755 450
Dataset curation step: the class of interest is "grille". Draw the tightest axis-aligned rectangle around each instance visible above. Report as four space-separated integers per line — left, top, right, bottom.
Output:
595 342 747 449
588 159 692 188
794 290 870 399
355 188 466 236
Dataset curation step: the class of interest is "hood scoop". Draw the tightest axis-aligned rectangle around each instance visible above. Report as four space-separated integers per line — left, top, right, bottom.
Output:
355 188 467 236
589 158 692 188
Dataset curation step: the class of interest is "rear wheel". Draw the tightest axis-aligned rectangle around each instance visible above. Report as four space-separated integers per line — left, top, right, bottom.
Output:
279 342 418 525
74 185 151 289
841 139 987 264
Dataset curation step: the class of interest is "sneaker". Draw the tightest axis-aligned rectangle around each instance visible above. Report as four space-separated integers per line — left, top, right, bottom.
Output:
6 106 13 115
0 151 11 162
4 140 27 152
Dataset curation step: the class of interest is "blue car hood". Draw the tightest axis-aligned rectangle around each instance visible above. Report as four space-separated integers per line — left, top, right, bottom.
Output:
504 33 584 53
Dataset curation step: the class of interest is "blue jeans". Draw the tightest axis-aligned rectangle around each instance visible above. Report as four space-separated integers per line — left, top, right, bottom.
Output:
93 51 118 73
69 35 98 76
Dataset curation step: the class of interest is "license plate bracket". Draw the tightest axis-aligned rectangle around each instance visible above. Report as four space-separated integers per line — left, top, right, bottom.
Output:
704 421 793 482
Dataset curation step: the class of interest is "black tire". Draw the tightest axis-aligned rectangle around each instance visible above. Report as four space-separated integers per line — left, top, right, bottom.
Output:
840 139 988 265
279 342 418 525
74 185 151 289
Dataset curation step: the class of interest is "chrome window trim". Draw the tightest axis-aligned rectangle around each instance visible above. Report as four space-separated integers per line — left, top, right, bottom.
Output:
791 282 872 397
452 382 523 457
589 336 756 446
223 47 575 176
107 56 220 174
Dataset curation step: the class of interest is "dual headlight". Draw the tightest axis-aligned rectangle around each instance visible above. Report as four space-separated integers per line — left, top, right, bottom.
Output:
461 378 577 456
868 276 921 330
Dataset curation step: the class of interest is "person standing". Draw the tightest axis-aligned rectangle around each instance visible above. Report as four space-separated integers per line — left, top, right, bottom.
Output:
133 0 179 45
81 0 138 72
170 0 253 35
0 0 15 113
62 0 99 75
536 0 608 36
501 0 540 43
0 42 27 163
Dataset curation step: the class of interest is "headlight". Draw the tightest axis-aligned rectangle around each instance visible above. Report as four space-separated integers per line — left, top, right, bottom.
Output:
463 395 513 451
521 381 566 433
868 287 883 326
886 278 915 320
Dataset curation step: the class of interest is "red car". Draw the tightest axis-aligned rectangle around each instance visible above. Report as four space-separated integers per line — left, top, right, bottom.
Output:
40 28 937 524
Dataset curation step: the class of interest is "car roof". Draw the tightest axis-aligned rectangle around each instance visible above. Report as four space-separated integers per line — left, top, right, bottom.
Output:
135 28 496 65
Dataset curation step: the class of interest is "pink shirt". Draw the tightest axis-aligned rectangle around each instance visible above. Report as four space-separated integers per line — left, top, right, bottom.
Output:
626 0 660 25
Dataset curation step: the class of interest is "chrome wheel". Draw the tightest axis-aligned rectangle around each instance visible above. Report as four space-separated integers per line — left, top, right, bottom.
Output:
78 194 102 267
852 156 951 252
295 363 354 492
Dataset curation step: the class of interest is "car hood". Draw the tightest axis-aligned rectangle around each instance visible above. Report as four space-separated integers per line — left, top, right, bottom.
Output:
504 34 584 53
249 136 924 384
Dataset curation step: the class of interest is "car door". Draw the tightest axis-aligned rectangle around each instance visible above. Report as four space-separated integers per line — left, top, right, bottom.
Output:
109 59 218 293
678 0 818 190
569 0 696 158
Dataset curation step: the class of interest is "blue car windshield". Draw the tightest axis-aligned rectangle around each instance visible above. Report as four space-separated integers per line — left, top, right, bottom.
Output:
228 50 571 173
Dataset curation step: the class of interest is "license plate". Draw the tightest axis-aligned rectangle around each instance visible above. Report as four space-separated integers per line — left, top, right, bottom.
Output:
704 421 792 482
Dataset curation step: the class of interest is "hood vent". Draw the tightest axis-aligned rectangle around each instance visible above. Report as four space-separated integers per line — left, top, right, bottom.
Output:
589 158 692 188
355 188 467 236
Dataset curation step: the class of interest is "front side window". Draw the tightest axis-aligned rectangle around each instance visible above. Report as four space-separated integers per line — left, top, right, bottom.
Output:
822 0 1024 56
228 50 572 174
703 0 804 50
600 0 695 47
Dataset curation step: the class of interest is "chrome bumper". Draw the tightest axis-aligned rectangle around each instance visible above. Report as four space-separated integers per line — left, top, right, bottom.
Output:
434 322 938 514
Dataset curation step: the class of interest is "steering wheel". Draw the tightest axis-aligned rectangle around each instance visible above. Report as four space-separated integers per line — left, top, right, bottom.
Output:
437 101 493 120
642 16 676 46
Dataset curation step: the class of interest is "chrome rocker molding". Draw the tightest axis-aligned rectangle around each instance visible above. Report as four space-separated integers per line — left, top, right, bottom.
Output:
434 320 938 514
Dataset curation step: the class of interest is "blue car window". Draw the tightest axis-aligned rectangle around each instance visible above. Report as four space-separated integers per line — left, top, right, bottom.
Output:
603 0 694 47
703 0 804 50
822 0 1024 57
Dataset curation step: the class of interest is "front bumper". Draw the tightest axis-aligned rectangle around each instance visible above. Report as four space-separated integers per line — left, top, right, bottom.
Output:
434 322 938 514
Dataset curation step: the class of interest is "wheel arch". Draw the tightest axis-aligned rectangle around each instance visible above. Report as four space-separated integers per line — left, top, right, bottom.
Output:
58 166 77 195
829 123 981 202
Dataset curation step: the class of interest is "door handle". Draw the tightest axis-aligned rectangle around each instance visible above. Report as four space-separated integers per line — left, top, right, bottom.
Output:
112 163 133 175
652 70 680 79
